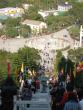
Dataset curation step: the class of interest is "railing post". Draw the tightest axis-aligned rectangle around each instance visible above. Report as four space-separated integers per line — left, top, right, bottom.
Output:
13 96 17 110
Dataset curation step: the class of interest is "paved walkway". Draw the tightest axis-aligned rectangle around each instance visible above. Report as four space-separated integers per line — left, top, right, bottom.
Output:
28 90 51 110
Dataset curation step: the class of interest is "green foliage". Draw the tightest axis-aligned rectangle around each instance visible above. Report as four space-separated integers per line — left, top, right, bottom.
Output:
0 47 41 81
23 6 43 21
0 50 11 80
0 0 8 8
54 51 63 76
58 57 66 73
5 27 18 38
4 18 21 27
27 0 57 9
3 18 21 38
69 2 83 24
46 15 75 32
20 25 31 38
68 48 83 63
11 47 41 73
68 25 80 40
0 0 27 8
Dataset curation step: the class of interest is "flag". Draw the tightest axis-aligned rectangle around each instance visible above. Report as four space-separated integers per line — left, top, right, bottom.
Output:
21 63 24 73
8 62 10 79
15 67 18 80
32 69 36 77
79 61 83 70
28 69 32 77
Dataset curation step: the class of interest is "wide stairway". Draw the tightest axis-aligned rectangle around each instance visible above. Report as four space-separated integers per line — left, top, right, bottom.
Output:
28 90 51 110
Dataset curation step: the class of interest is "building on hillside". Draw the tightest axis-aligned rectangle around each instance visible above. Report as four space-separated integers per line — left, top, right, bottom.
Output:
58 2 72 12
22 19 47 34
0 7 24 19
80 25 83 47
38 10 56 18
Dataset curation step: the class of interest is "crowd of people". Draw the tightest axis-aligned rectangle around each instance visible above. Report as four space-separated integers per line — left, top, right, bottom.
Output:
18 77 40 101
49 75 83 110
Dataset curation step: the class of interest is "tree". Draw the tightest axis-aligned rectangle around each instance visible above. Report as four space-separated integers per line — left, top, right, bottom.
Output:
23 6 43 21
0 47 41 82
4 27 18 38
0 0 27 8
58 57 66 73
54 50 63 76
46 14 75 32
11 47 41 73
20 25 31 38
68 25 80 40
3 18 21 38
4 18 20 27
68 48 83 63
0 50 11 80
69 2 83 24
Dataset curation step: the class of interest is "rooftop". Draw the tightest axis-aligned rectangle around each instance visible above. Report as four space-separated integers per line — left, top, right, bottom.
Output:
22 19 45 25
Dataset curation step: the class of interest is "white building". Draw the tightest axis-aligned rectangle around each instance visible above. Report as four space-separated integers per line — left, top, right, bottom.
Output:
38 10 59 18
0 7 24 18
58 2 72 12
80 25 83 47
38 10 56 18
22 19 47 34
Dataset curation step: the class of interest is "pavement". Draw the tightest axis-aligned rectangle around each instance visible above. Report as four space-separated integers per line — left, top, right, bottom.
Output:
27 89 51 110
0 28 73 53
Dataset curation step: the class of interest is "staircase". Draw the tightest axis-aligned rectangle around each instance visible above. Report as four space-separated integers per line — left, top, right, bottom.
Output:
14 89 51 110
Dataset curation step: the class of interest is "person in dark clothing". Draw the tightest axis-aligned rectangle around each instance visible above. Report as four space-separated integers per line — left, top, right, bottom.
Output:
31 79 36 94
50 83 65 110
22 81 32 100
64 92 80 110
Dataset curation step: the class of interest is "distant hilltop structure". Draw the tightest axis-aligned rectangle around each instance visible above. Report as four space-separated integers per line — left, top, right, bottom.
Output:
58 2 72 12
0 7 24 20
38 2 72 19
22 19 47 35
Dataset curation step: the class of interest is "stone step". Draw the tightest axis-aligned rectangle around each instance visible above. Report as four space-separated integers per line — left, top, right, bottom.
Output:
27 108 50 110
30 104 49 108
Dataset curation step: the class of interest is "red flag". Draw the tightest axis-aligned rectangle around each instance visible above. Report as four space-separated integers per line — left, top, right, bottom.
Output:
8 62 10 79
